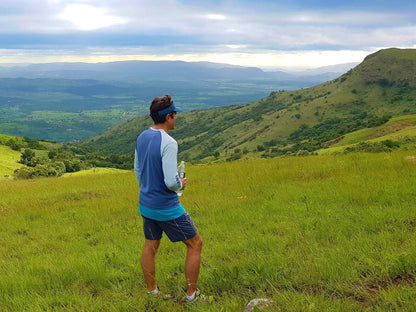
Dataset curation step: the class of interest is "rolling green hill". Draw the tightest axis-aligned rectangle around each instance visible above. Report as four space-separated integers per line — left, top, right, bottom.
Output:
0 134 58 179
318 114 416 155
0 61 331 143
0 135 24 179
80 48 416 162
0 133 134 179
0 134 60 179
3 48 415 178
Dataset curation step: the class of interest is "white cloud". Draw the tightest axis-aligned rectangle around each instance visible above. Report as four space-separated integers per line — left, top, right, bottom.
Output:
226 45 247 49
206 14 226 20
285 11 408 26
166 50 370 69
0 1 414 68
58 3 126 31
0 47 372 69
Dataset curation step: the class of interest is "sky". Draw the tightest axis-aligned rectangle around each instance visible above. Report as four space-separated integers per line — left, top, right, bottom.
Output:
0 0 415 70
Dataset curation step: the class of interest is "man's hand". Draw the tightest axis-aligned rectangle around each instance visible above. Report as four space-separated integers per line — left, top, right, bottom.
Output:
181 178 187 190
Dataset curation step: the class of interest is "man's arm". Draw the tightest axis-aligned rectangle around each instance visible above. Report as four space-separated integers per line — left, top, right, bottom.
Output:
161 141 182 192
134 148 141 188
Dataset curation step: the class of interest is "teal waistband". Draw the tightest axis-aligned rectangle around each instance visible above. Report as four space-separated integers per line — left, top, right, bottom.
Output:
139 204 186 221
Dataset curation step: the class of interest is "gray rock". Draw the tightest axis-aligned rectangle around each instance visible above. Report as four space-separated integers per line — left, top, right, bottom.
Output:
243 298 276 312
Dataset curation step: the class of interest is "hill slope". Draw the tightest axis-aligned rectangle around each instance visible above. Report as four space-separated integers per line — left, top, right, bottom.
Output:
0 134 31 178
0 146 23 179
0 61 343 143
318 114 416 155
80 48 416 161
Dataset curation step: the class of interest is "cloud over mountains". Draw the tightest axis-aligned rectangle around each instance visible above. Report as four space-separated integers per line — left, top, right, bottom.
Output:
0 0 415 68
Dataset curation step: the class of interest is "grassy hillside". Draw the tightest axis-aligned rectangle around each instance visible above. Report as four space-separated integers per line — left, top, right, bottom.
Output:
0 133 133 180
80 48 416 162
0 61 326 143
318 114 416 155
0 144 23 179
1 152 416 311
0 134 31 179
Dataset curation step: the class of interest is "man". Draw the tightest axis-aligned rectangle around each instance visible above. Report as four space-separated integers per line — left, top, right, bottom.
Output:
134 94 211 305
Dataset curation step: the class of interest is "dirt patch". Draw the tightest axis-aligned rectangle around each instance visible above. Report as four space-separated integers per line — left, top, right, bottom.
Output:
255 128 270 136
327 136 345 146
404 156 416 163
355 274 416 309
295 273 416 309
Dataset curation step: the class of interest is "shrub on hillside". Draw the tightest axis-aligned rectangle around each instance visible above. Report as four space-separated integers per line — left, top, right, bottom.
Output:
23 137 46 150
257 145 266 152
19 149 38 167
14 141 134 179
6 139 24 151
14 162 65 179
343 140 400 154
63 158 83 172
14 167 33 179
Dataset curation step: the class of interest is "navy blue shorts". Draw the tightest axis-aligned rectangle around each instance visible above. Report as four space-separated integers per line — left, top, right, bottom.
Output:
142 213 198 242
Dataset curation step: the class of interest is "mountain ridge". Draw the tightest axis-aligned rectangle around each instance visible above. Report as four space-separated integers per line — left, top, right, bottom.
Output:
79 48 416 161
0 59 356 142
0 60 351 82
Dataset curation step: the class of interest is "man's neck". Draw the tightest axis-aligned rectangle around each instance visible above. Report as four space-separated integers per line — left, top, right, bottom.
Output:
153 123 169 132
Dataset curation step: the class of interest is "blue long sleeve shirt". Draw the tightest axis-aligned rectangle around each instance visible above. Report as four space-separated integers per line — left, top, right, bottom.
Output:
134 128 185 221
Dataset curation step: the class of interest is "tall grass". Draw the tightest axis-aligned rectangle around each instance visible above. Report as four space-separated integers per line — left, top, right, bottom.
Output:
0 145 22 179
1 152 416 311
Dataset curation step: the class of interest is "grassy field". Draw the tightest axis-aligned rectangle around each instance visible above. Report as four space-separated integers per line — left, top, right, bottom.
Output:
1 152 416 311
0 144 23 179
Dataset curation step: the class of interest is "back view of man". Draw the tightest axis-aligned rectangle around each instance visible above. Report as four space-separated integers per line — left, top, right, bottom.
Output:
134 94 212 305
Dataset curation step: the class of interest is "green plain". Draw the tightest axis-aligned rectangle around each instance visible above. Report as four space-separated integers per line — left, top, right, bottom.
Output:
1 152 416 311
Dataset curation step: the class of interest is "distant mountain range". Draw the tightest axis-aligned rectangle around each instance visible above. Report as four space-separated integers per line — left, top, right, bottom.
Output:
0 60 356 82
79 48 416 161
2 48 415 169
0 60 357 142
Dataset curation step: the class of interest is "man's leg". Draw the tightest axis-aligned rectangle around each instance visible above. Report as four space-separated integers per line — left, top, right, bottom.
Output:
141 239 161 292
183 233 203 296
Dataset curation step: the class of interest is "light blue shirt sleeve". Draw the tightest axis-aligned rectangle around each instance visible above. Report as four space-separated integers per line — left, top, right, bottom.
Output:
134 148 141 188
160 131 182 192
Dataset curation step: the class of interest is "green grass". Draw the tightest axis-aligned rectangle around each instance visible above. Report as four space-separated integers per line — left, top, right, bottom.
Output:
1 152 416 311
61 167 131 178
0 144 23 179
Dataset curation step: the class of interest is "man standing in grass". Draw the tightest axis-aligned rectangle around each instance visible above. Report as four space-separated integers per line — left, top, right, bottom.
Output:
134 94 212 305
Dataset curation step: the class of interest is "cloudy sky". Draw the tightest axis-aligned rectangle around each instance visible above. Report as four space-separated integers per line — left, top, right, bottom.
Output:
0 0 415 69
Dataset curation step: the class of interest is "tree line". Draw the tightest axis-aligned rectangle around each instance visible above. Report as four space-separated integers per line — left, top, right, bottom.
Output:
13 144 133 179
